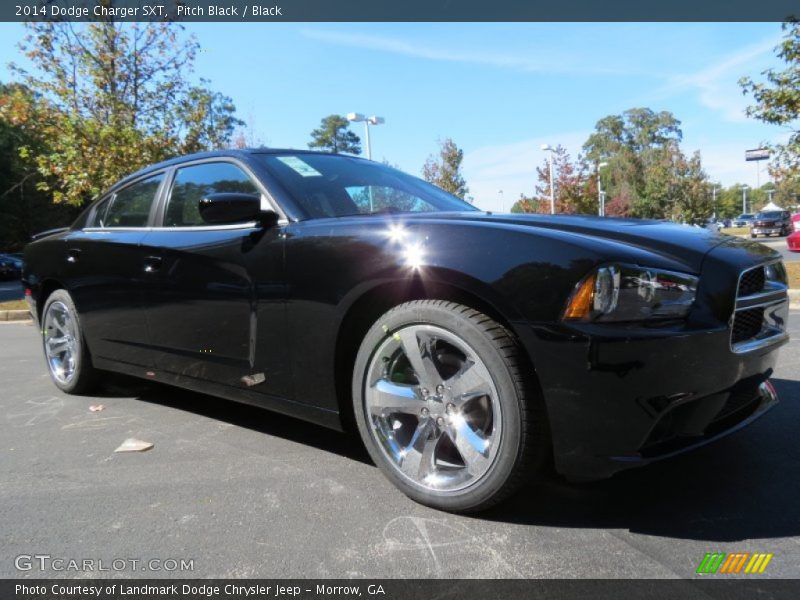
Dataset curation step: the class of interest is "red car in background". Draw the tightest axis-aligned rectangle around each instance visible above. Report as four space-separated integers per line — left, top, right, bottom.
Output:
787 214 800 252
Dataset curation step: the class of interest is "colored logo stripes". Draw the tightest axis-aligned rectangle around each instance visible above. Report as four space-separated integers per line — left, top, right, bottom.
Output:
696 552 773 574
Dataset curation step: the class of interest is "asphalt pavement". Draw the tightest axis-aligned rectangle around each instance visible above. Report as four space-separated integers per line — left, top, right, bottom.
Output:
1 316 799 579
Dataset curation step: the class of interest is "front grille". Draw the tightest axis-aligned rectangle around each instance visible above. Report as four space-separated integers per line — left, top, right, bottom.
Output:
732 307 765 344
738 266 765 297
730 261 788 353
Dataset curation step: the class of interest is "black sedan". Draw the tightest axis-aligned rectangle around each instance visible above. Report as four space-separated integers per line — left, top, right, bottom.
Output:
22 149 789 512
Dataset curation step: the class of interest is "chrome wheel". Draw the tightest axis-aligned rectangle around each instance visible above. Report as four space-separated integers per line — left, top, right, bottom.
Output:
364 324 502 493
43 300 78 384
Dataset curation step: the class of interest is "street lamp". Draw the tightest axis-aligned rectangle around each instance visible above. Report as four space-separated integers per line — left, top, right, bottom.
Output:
597 161 608 217
740 185 749 214
541 144 556 214
498 189 504 213
710 184 719 219
346 112 385 160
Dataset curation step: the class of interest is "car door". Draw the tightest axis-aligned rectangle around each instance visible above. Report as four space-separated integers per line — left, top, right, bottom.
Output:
63 172 165 367
140 160 290 397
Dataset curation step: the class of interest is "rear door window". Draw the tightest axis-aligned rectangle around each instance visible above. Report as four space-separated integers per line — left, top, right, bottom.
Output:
105 174 164 228
86 196 111 228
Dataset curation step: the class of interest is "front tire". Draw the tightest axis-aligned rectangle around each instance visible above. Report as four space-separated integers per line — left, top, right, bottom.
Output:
352 300 548 513
41 289 98 394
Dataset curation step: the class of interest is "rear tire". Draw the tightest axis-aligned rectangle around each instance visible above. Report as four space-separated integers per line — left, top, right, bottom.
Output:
352 300 549 513
41 289 99 395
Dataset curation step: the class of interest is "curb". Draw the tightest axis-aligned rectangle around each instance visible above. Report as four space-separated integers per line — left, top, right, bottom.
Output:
0 309 32 322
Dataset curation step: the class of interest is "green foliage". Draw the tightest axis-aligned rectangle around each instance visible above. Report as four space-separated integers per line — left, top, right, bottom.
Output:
582 108 702 219
0 21 242 206
0 82 80 249
308 115 361 154
422 138 469 199
510 196 545 213
506 108 715 221
740 19 800 174
530 145 596 214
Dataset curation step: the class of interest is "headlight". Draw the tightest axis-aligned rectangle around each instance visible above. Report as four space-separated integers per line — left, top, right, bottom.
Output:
563 264 698 322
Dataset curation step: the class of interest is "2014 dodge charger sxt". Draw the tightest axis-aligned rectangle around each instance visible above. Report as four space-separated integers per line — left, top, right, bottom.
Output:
23 149 789 512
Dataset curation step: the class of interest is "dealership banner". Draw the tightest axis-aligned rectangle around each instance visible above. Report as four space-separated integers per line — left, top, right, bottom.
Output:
5 580 800 600
2 0 799 22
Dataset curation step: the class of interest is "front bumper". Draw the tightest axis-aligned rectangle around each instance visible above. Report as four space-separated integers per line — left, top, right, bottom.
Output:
752 227 782 235
517 321 785 481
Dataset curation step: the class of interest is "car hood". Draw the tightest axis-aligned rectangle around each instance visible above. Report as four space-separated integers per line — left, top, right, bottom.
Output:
395 212 778 273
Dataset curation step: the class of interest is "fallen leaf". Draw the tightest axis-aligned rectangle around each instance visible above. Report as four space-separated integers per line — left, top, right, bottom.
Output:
89 404 105 412
114 438 154 453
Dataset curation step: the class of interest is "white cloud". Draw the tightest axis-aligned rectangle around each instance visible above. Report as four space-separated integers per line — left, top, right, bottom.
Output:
655 36 779 123
299 28 642 77
462 132 590 212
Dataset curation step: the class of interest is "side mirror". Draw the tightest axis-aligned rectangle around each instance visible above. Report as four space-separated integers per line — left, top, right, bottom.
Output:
198 193 276 226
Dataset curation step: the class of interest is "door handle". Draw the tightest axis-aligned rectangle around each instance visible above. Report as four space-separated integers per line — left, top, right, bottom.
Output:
65 248 81 264
143 256 163 273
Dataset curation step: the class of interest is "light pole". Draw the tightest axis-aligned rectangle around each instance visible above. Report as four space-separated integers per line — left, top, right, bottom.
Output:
597 161 608 217
498 189 504 213
741 185 749 214
346 112 385 160
710 184 719 219
541 144 556 214
767 189 775 204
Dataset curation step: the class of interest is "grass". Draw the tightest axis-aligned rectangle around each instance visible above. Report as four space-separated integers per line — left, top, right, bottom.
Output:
721 227 750 236
785 262 800 290
0 299 27 311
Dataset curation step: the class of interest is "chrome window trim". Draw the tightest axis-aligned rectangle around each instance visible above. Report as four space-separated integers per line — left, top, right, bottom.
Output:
80 220 289 233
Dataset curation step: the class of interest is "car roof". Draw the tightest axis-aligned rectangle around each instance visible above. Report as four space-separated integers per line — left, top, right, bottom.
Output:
110 148 364 193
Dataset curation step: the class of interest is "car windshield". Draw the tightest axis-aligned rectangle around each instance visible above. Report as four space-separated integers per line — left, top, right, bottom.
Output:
738 214 753 219
257 153 476 219
756 211 782 219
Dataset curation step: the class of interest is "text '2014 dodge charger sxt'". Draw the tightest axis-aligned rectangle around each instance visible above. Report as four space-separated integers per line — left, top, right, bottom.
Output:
23 149 789 512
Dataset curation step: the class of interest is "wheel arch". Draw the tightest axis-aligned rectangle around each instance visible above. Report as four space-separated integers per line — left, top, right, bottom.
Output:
333 272 542 433
36 278 67 323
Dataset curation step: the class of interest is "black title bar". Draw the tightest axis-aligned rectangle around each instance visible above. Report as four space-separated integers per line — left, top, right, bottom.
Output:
5 579 800 600
3 0 800 22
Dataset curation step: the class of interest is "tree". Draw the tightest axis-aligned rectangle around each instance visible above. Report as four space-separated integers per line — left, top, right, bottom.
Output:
740 19 800 174
672 151 713 223
0 82 80 249
422 138 469 199
531 146 595 214
583 108 709 219
0 21 242 206
308 115 361 154
510 194 546 213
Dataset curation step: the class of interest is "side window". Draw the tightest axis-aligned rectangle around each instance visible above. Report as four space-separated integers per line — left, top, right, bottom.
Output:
105 174 164 228
165 162 260 227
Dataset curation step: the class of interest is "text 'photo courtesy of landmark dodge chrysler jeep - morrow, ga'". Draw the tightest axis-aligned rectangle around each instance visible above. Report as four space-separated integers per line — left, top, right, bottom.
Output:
23 149 789 512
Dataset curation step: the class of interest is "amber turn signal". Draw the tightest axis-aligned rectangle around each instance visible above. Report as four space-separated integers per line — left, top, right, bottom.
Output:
563 273 596 320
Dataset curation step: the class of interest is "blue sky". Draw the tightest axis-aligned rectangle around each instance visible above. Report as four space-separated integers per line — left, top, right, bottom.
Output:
0 22 790 212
